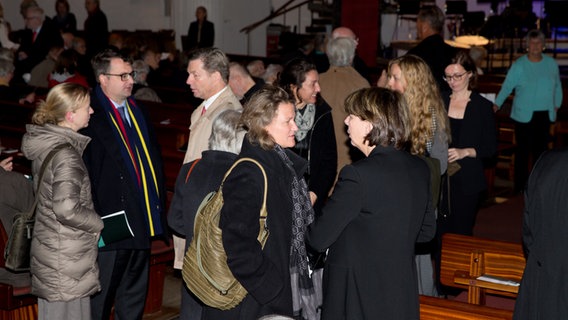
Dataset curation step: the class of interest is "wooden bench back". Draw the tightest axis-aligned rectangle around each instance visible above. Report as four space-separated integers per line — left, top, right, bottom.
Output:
440 233 525 300
420 295 513 320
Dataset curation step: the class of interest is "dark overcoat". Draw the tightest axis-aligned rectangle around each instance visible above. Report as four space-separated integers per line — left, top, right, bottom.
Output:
168 150 237 320
80 88 166 250
291 99 337 214
513 149 568 319
186 20 214 49
201 138 307 320
307 146 436 319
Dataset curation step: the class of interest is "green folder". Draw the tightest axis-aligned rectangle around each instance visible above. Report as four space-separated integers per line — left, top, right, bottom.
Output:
98 210 134 247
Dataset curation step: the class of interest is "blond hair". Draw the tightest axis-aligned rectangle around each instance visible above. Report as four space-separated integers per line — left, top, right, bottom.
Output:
388 55 449 155
32 83 89 125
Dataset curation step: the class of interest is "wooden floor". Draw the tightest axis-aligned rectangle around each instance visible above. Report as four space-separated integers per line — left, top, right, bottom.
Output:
143 268 182 320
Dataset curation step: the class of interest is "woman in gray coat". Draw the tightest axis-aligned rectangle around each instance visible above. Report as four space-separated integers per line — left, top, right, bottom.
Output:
22 83 103 319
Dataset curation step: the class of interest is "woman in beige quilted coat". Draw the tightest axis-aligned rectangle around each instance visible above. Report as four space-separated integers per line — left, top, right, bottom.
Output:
21 83 103 320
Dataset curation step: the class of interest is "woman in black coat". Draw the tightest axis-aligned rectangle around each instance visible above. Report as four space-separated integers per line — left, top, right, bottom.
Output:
439 50 497 236
307 87 436 319
167 109 244 320
276 59 337 216
201 86 318 320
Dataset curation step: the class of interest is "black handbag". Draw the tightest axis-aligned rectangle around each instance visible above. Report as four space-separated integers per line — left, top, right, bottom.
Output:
4 143 70 272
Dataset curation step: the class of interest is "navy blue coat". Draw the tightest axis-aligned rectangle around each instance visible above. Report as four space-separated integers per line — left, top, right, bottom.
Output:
80 89 166 250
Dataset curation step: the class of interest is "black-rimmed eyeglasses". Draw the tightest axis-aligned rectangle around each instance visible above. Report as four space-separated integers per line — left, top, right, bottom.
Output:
443 72 469 82
104 71 137 81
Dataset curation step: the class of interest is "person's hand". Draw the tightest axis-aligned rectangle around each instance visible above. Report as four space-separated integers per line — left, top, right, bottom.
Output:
492 104 499 113
18 51 28 61
20 92 35 104
309 191 317 206
376 69 388 88
0 157 13 171
448 148 476 162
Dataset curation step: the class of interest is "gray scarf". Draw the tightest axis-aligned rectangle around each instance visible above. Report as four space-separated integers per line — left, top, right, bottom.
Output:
274 145 318 320
294 104 316 142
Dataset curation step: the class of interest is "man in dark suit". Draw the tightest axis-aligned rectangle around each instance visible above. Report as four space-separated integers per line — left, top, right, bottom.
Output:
84 0 109 58
407 5 456 91
16 6 63 76
513 148 568 319
80 48 166 320
186 6 214 51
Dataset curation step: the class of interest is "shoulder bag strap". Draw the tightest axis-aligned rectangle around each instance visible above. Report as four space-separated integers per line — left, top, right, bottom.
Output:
184 158 201 183
220 157 269 242
27 143 72 219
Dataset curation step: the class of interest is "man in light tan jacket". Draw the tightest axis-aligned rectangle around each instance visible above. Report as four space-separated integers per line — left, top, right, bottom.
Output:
183 47 242 164
176 48 242 271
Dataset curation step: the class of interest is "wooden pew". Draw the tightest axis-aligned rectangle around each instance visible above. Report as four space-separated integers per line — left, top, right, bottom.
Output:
440 233 525 305
420 295 513 319
140 99 192 190
140 99 193 127
143 239 175 315
148 86 198 107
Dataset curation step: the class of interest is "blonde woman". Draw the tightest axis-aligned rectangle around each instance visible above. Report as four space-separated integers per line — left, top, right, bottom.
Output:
386 54 450 297
22 83 103 319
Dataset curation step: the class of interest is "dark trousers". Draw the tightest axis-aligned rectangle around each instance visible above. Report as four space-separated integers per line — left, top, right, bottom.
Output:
91 249 150 320
514 111 551 192
435 177 482 295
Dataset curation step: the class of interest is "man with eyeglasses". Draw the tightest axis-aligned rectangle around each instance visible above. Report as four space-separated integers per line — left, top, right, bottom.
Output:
80 48 166 320
15 6 63 80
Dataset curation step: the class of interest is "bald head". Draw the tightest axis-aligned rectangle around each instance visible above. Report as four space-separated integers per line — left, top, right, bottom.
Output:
228 62 255 99
332 27 357 40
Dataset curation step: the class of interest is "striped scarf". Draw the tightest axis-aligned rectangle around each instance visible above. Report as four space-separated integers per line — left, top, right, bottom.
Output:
96 86 163 236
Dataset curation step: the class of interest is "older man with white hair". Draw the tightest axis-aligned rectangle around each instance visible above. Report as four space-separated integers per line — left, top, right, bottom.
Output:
319 37 370 182
329 26 369 80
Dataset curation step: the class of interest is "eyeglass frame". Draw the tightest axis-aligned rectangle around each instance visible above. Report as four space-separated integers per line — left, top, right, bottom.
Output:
443 71 469 82
103 71 137 81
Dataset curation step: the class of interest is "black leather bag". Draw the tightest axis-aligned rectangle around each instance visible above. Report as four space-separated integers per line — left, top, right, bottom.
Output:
4 144 70 272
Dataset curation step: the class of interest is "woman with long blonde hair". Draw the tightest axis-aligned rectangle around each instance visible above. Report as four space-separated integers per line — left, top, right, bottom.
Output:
386 54 450 298
387 54 450 168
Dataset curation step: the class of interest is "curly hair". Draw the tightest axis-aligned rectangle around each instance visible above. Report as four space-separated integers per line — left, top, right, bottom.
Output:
388 54 449 156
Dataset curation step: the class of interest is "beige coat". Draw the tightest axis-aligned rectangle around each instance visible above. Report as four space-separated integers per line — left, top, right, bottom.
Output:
21 124 103 302
319 66 369 178
183 86 242 164
177 86 241 269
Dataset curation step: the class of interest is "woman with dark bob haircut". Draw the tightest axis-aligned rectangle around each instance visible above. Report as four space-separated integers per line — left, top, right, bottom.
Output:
307 87 436 319
201 85 319 320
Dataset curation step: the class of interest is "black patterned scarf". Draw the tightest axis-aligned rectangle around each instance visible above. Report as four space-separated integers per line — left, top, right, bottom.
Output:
274 145 318 320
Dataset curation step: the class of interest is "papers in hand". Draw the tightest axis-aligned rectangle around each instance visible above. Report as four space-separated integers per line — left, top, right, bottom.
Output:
98 210 134 248
477 275 520 287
